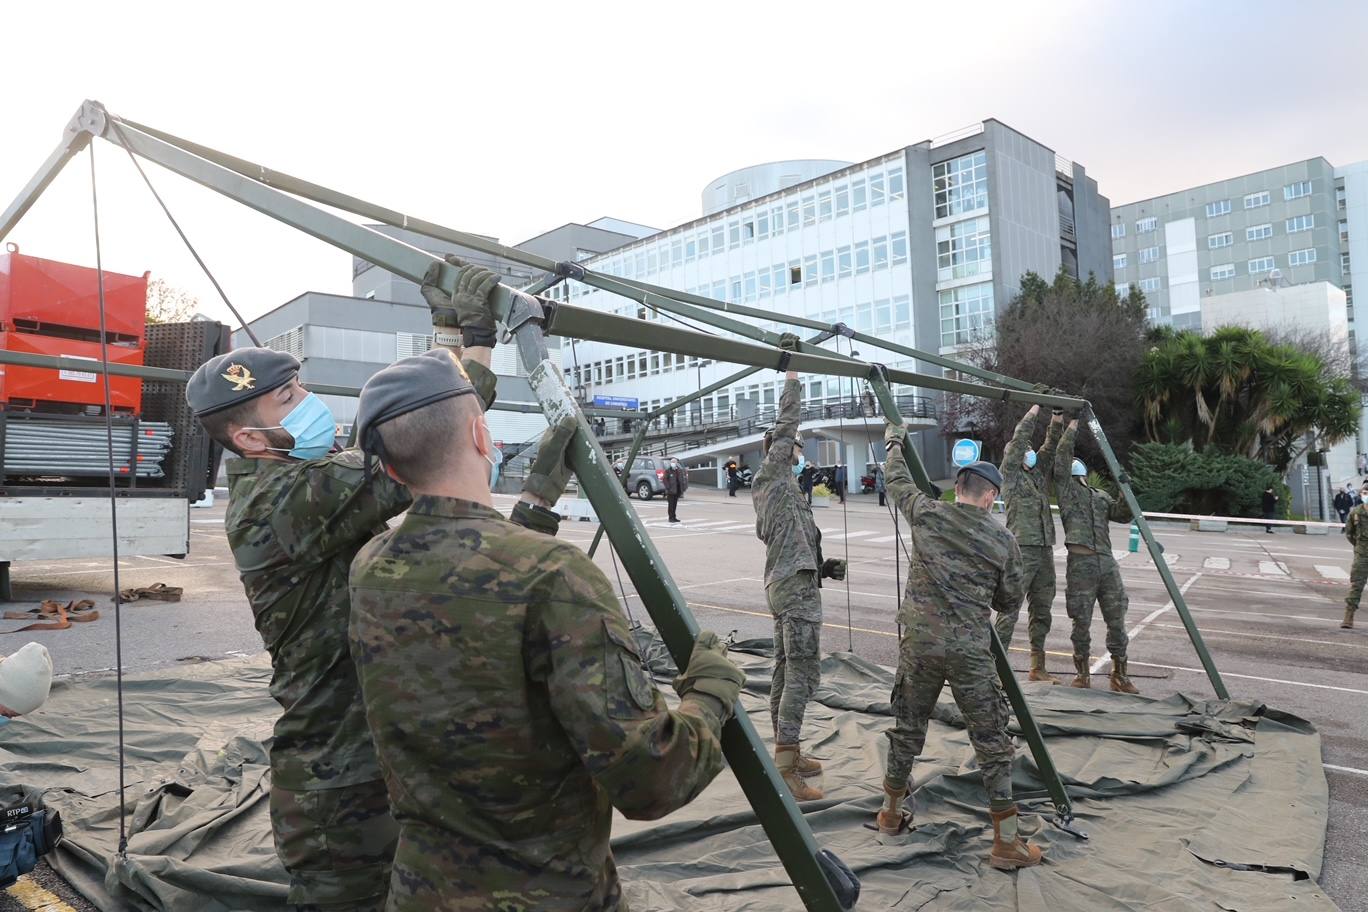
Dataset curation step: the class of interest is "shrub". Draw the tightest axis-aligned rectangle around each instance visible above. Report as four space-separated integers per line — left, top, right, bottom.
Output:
1127 442 1289 518
812 483 832 498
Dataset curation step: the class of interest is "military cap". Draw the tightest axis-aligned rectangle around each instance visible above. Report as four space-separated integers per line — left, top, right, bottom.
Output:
186 347 300 417
957 460 1004 492
355 348 477 448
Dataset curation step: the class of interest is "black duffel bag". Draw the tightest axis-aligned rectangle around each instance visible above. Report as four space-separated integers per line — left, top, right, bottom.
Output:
0 785 62 889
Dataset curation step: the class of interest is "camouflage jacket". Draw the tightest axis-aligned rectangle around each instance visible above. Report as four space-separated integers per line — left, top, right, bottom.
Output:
1054 423 1132 554
1000 410 1062 547
349 496 728 911
885 439 1024 647
753 378 821 586
225 448 410 790
1345 503 1368 553
222 358 495 791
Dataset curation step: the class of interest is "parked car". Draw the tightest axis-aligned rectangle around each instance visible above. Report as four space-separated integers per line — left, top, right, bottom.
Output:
612 456 677 499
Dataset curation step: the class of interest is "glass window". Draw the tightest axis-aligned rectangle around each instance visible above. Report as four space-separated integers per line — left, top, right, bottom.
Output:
837 245 853 277
1140 276 1162 293
730 278 742 299
1208 232 1233 249
801 196 817 226
756 210 769 239
770 204 785 235
1286 214 1315 233
855 241 871 274
685 237 697 261
1342 219 1351 244
772 265 787 292
870 172 886 207
835 185 850 216
1136 217 1157 233
803 254 818 285
1247 223 1273 241
650 353 659 373
820 251 835 282
1244 190 1271 209
758 270 771 296
696 234 709 257
1111 223 1126 239
938 282 995 347
1284 180 1313 200
1288 248 1318 267
1342 251 1352 273
728 222 741 248
888 166 905 200
742 220 755 240
856 302 874 333
894 295 911 326
647 250 658 272
1206 199 1232 217
932 150 988 219
873 237 890 270
786 201 801 231
890 231 908 265
744 272 757 301
1248 256 1276 274
875 299 893 333
1140 246 1160 263
935 218 991 282
818 189 833 220
852 178 867 212
1211 263 1235 279
1115 282 1131 296
1337 187 1347 211
1113 253 1128 270
789 262 802 285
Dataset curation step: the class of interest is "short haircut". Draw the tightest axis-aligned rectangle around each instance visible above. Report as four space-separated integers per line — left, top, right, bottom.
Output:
197 399 263 457
956 471 997 501
376 394 482 488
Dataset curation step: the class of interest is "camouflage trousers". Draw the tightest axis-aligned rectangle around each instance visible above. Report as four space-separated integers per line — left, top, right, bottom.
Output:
767 570 822 745
270 778 398 911
993 544 1055 651
884 635 1014 803
1345 549 1368 613
1065 551 1129 661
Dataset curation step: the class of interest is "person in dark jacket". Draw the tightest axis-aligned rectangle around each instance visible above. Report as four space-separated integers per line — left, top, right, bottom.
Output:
726 461 741 497
1262 486 1279 533
834 464 848 503
664 458 687 523
1335 486 1354 524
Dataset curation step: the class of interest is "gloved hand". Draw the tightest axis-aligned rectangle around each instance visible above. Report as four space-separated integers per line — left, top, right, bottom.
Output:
1031 382 1050 394
884 422 907 453
420 254 501 333
777 332 802 352
673 630 746 719
521 416 578 505
821 558 847 581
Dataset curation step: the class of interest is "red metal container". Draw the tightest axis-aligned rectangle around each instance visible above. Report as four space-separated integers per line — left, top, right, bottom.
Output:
0 249 148 343
0 332 144 414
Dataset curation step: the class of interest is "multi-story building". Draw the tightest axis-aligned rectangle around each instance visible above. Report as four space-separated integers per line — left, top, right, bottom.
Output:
1110 158 1364 333
554 119 1111 475
236 218 654 446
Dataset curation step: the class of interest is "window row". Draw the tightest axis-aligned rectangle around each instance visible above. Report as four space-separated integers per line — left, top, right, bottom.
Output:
939 282 994 348
933 150 989 220
1115 278 1164 296
936 217 992 283
1206 181 1315 219
1208 249 1319 280
1112 247 1162 270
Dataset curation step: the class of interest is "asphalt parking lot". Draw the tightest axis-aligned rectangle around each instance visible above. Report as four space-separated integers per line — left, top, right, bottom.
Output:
2 485 1364 911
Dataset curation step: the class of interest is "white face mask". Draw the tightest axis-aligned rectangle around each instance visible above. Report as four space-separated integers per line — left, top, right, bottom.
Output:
472 417 497 482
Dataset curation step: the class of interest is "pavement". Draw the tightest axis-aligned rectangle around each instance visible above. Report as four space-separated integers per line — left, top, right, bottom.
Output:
2 485 1365 911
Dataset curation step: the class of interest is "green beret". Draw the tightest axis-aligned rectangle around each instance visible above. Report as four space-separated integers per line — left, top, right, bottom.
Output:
355 348 477 449
186 348 300 417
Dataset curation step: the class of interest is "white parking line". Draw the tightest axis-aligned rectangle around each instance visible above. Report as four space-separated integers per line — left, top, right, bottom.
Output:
1324 763 1368 777
1315 565 1349 580
1202 557 1231 570
867 535 898 544
1130 660 1368 696
1258 560 1289 576
1149 621 1368 650
1091 572 1202 674
826 530 877 541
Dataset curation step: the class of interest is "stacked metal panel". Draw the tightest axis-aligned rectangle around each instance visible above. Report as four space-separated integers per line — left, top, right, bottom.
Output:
2 418 174 479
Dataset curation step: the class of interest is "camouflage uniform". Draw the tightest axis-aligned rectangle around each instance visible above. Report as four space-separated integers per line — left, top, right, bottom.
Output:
1343 503 1368 619
224 360 496 910
752 377 823 745
881 439 1025 803
1054 424 1133 663
349 496 728 911
995 410 1063 650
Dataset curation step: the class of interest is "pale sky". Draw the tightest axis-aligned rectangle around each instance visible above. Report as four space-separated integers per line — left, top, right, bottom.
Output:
3 0 1365 328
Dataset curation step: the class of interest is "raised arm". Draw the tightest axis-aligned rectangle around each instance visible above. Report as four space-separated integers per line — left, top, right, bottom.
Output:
1037 410 1065 489
883 423 926 522
1003 405 1039 470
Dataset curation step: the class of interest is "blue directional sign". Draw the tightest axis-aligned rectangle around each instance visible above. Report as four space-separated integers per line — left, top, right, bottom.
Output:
592 395 639 410
951 438 982 467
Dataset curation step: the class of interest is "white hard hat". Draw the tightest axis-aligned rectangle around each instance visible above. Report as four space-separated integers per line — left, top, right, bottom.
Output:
1071 458 1087 477
0 643 53 714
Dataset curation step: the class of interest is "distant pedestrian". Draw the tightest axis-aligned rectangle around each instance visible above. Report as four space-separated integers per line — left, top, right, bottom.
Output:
664 457 686 523
1262 486 1279 534
875 464 886 507
834 464 848 504
1335 487 1354 524
726 461 741 497
667 412 675 429
1358 453 1367 476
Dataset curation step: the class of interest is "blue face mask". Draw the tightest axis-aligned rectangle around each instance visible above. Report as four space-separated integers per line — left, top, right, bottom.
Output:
250 392 336 460
792 454 806 476
1023 450 1037 470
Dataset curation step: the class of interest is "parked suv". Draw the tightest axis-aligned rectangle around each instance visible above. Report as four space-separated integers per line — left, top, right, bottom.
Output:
612 456 677 500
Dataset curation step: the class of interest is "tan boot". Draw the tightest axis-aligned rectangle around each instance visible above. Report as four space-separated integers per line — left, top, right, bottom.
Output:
776 744 823 801
1027 649 1061 685
1069 654 1091 689
794 749 823 778
1343 607 1356 629
1109 656 1139 694
989 806 1044 870
875 780 912 835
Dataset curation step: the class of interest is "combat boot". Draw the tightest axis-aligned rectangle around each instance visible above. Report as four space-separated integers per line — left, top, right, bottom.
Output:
1109 656 1139 693
1069 655 1091 689
794 748 822 778
1028 649 1061 685
875 779 912 835
1342 607 1356 629
989 807 1044 870
776 744 823 801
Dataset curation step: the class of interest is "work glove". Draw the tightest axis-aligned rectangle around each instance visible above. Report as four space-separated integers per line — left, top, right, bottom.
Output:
420 254 501 336
821 558 847 581
884 422 907 453
521 416 578 505
777 332 802 352
673 630 746 721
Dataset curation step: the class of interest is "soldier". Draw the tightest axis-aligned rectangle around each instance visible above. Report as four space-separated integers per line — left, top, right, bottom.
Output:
1055 419 1138 692
348 349 745 910
874 423 1041 870
1341 495 1368 628
185 257 502 910
997 404 1065 682
752 336 846 801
